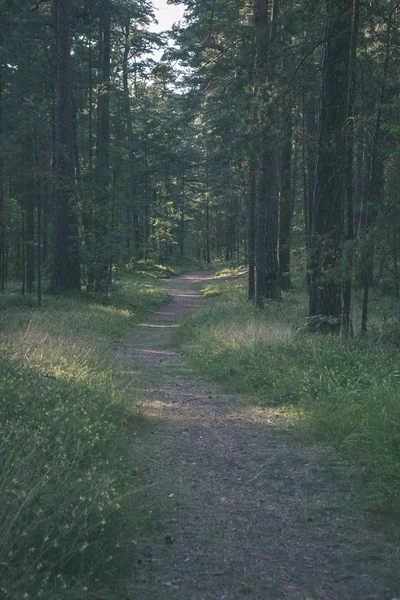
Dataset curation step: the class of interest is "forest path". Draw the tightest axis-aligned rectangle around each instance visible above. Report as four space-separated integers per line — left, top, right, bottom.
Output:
115 269 399 600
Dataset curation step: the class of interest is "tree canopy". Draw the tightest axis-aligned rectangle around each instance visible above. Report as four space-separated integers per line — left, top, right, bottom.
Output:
1 0 400 333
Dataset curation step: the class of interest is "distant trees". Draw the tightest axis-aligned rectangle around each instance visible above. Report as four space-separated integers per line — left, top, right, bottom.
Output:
1 0 399 334
169 0 400 335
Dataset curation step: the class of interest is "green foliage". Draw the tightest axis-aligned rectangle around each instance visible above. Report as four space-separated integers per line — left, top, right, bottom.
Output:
125 259 178 279
176 272 400 516
124 257 200 279
299 314 340 333
0 276 167 599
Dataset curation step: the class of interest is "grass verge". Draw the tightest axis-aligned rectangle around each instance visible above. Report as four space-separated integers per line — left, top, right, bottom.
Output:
0 275 168 599
175 268 400 516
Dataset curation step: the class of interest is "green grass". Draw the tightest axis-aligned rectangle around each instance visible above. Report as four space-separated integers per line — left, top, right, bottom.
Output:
175 269 400 516
0 275 169 599
124 257 200 279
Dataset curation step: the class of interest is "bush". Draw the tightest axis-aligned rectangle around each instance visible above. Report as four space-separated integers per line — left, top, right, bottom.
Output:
298 314 340 333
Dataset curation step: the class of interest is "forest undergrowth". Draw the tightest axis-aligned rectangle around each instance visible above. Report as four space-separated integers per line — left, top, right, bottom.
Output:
0 259 197 600
175 267 400 518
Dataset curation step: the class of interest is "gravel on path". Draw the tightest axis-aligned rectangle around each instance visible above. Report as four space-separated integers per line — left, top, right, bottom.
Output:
115 268 399 600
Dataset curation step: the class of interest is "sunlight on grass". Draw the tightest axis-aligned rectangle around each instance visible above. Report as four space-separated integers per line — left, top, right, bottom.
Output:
0 275 168 599
176 267 400 516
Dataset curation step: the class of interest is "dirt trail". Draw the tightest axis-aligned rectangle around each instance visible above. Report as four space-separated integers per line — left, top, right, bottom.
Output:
116 269 399 600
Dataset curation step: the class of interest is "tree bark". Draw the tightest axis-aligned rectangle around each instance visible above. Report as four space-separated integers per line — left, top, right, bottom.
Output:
51 0 81 291
279 106 292 291
123 23 141 256
26 179 35 294
93 0 112 291
341 0 360 338
254 0 281 305
309 0 352 320
360 9 392 334
0 61 4 293
247 152 257 299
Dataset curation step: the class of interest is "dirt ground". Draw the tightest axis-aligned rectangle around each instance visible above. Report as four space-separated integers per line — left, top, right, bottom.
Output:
114 268 400 600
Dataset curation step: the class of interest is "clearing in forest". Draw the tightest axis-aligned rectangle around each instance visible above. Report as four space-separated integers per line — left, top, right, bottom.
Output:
114 269 399 600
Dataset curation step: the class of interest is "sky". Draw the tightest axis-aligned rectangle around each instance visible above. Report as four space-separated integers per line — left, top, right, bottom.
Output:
151 0 186 33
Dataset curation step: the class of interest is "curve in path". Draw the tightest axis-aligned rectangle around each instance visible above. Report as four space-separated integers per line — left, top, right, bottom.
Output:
116 269 399 600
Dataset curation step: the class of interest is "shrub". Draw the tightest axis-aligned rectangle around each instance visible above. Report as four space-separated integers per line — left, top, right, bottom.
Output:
298 314 340 333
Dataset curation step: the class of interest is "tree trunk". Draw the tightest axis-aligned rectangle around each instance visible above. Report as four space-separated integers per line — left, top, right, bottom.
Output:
51 0 81 291
360 10 392 334
309 0 352 320
253 0 269 306
179 166 185 256
123 23 140 256
254 0 281 305
0 63 4 293
303 96 318 294
205 160 211 264
247 152 257 299
144 136 150 259
26 182 35 295
340 0 360 338
279 107 292 291
21 209 25 295
393 210 399 299
93 0 112 291
34 132 42 307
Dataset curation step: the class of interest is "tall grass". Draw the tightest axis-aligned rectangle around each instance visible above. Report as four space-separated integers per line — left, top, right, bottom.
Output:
0 277 167 599
177 269 400 515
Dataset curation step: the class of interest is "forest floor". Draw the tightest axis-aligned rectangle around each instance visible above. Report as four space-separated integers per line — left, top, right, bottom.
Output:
114 268 400 600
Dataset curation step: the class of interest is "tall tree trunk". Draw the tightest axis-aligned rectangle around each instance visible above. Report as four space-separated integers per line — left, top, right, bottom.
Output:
264 0 280 301
302 0 320 294
93 0 112 291
0 62 4 293
254 0 269 305
360 8 392 334
247 152 257 299
341 0 360 337
254 0 281 305
309 0 352 320
179 165 185 256
51 0 81 291
262 146 280 299
34 132 42 307
123 23 140 256
393 208 399 299
279 106 292 290
26 179 35 295
205 198 211 264
303 95 318 294
205 158 211 264
21 209 26 295
144 135 150 259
